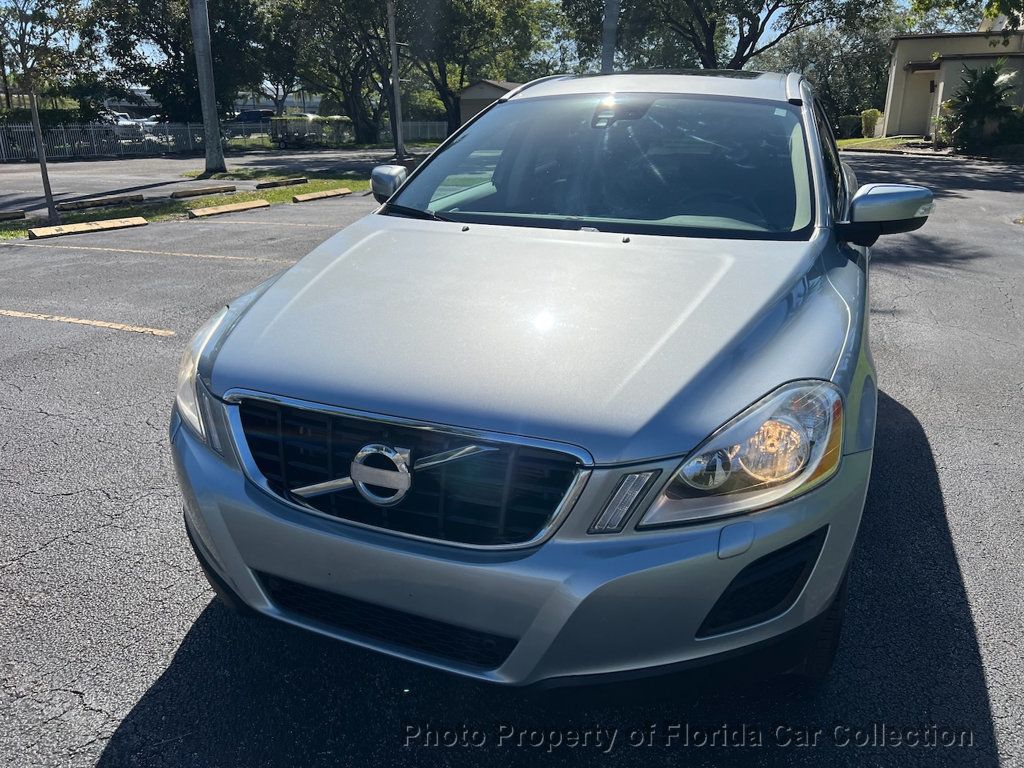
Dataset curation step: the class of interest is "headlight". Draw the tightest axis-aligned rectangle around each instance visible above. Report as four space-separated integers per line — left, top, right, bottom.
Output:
638 380 843 527
175 307 228 440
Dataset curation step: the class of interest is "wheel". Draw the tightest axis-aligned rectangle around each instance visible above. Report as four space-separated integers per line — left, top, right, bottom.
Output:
790 573 848 685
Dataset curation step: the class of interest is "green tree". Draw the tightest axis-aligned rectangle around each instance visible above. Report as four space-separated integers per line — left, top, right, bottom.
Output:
89 0 263 121
750 12 911 117
403 0 551 133
0 0 91 221
298 0 393 143
564 0 887 71
912 0 1018 30
255 0 304 115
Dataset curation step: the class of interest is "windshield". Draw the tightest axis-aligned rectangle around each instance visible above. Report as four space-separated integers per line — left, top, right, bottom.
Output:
391 93 814 239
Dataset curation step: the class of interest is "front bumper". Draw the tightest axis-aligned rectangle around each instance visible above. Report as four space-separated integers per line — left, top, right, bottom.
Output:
172 411 870 687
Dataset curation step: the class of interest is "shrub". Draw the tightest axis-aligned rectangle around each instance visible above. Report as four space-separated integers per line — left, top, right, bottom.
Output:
837 115 862 139
995 106 1024 145
860 109 882 139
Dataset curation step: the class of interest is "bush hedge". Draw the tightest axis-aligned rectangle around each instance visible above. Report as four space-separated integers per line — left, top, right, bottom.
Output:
860 109 883 139
0 106 103 126
836 115 862 139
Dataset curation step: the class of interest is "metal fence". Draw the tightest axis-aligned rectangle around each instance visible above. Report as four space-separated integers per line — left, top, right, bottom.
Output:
0 119 450 162
381 121 449 142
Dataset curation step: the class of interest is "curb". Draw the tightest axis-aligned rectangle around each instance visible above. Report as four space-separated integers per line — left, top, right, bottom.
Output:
188 200 269 218
292 188 352 203
55 194 144 212
255 177 308 189
28 216 148 240
170 185 237 199
0 210 26 221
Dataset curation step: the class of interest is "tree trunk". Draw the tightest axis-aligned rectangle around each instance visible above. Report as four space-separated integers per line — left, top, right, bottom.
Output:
0 43 12 110
188 0 227 173
28 89 60 224
343 90 379 144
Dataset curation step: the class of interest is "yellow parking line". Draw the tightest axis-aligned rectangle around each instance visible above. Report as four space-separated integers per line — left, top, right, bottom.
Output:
0 309 175 336
0 241 293 264
197 219 338 228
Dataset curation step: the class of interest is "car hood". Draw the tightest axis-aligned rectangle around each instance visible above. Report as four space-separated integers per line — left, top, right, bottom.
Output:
210 215 849 465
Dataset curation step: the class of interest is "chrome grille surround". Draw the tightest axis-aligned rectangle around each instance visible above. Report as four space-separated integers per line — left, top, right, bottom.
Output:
223 389 592 550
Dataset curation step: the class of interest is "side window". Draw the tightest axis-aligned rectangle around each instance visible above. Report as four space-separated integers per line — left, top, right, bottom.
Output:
813 101 845 220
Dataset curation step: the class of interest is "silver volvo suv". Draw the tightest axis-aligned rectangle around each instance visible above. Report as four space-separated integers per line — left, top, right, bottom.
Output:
171 71 933 686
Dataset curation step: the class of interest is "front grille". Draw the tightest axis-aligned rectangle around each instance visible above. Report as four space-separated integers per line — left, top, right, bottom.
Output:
258 572 517 669
697 526 828 638
237 398 581 546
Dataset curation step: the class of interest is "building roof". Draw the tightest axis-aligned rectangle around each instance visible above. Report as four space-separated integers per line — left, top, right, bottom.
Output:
891 30 1024 41
460 79 522 95
508 71 794 103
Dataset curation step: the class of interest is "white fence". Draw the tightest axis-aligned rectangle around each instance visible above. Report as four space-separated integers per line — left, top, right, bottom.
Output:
0 119 450 162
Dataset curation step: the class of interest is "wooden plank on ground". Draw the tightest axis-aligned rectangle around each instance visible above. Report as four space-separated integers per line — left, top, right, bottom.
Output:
188 200 270 218
55 194 144 212
255 177 308 189
0 210 26 221
170 185 237 199
292 187 352 203
28 217 148 240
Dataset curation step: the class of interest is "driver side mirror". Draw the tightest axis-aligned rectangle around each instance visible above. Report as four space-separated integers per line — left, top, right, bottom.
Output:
371 164 408 203
838 184 934 247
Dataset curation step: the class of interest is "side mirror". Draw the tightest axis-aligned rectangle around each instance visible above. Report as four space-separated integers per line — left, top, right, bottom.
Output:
371 164 408 203
838 184 934 247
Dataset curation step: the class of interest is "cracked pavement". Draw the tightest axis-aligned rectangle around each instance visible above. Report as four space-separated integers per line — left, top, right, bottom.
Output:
0 154 1021 767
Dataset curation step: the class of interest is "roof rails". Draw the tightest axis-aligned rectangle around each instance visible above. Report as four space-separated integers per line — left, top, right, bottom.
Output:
785 72 804 105
499 75 573 102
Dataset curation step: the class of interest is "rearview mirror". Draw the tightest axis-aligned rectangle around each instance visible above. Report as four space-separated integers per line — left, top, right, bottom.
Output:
371 164 408 203
838 184 933 247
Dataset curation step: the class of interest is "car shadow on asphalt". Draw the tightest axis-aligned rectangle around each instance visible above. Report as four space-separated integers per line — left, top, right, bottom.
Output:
96 393 997 767
844 153 1024 201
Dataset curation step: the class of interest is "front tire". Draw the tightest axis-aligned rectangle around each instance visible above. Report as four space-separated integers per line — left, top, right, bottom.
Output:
791 574 848 684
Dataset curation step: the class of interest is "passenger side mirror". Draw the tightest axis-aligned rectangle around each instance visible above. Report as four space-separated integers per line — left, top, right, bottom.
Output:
837 184 934 247
371 164 408 203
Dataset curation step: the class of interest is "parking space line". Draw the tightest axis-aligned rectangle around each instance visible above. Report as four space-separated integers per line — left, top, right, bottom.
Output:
0 309 175 336
194 219 339 228
0 241 293 264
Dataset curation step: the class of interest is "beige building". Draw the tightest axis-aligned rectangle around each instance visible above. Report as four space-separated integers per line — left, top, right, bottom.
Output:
882 24 1024 137
459 80 522 124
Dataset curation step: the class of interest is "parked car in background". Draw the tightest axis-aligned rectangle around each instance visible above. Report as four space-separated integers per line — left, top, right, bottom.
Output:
98 110 143 138
172 71 934 688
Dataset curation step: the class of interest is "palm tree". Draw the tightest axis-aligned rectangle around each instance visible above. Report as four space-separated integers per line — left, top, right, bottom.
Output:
943 58 1017 152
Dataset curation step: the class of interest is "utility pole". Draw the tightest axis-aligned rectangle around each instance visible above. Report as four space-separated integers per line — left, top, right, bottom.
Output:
188 0 226 174
386 0 405 161
601 0 619 75
27 85 59 223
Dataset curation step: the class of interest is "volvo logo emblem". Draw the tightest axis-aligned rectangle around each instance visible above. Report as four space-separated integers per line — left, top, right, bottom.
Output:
350 444 412 507
289 442 498 507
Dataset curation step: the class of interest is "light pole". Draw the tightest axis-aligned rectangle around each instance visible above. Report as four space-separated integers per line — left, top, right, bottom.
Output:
189 0 226 174
386 0 405 161
601 0 620 75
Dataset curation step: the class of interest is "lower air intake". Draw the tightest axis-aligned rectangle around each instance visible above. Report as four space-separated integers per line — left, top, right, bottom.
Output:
258 572 518 670
697 526 828 638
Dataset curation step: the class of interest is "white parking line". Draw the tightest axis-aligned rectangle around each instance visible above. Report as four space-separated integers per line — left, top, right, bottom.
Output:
0 241 293 264
0 309 175 336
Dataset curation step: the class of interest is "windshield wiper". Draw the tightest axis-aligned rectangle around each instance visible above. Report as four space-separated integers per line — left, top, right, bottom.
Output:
384 203 452 222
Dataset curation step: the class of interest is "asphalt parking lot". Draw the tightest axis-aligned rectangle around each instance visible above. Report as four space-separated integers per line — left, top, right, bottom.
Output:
0 147 423 217
1 153 1022 767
